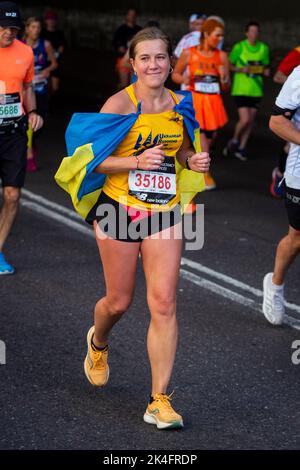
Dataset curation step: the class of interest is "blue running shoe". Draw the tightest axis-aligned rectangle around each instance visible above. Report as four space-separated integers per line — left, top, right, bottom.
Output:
0 253 15 275
270 168 285 198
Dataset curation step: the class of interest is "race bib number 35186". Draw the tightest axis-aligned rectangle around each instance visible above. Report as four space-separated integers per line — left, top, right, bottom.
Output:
128 156 177 205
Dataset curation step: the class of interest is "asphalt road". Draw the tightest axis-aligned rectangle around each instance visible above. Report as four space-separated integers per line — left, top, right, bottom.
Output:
0 93 300 450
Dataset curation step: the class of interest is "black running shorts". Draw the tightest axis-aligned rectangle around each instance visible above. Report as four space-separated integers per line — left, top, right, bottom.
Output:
0 117 28 188
285 185 300 231
88 191 182 243
234 96 261 109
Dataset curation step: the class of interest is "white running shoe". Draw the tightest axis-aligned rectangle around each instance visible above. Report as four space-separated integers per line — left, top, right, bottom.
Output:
262 273 285 325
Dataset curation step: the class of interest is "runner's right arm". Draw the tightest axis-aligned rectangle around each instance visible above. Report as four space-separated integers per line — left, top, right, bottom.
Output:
40 40 58 77
94 93 165 174
229 42 249 74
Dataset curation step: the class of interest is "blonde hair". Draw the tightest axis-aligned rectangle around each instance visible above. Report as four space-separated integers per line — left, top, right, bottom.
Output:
23 16 41 40
129 27 172 59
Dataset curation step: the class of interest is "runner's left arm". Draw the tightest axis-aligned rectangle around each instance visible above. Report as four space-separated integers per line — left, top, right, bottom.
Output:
219 51 231 90
23 82 43 132
270 114 300 145
39 41 58 78
176 125 210 173
263 45 271 77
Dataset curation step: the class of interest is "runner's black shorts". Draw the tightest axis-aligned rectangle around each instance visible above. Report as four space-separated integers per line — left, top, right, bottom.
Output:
87 191 182 242
284 184 300 231
234 96 261 109
0 116 28 188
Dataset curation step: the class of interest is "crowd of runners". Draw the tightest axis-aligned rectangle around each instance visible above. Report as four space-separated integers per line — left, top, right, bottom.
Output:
1 2 300 431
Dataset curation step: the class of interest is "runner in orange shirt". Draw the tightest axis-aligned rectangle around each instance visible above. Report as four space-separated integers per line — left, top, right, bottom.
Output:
0 2 43 274
172 19 229 190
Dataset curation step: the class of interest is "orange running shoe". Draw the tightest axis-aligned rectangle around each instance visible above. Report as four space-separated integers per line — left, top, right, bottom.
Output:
84 326 109 387
143 391 183 429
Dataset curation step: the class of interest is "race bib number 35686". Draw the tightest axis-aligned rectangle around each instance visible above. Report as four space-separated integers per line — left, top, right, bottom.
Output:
0 93 22 119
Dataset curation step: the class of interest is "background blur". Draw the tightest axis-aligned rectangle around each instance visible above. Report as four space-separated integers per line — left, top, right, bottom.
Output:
16 1 300 107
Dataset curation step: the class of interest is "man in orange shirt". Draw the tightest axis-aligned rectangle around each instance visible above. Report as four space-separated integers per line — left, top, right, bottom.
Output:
0 2 43 274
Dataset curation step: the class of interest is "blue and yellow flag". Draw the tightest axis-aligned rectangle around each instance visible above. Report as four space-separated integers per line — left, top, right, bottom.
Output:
55 91 204 220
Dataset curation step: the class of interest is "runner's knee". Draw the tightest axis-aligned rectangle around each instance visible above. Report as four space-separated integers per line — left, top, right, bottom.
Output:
3 187 20 205
287 228 300 251
148 292 176 318
239 116 251 126
105 295 133 316
291 234 300 251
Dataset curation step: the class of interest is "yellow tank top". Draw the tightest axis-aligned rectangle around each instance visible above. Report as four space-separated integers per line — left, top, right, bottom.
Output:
102 84 184 211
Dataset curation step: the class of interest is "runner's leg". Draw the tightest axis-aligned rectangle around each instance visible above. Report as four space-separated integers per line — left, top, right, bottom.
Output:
0 186 21 251
93 220 141 347
233 107 251 142
272 225 300 285
141 223 183 394
200 131 210 153
239 107 257 150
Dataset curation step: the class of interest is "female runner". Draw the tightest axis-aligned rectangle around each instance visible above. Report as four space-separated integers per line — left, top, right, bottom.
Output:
80 28 210 429
23 16 57 171
172 19 229 190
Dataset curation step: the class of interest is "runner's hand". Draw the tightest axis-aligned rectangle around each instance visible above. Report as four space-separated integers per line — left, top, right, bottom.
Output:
241 66 250 74
183 76 190 86
188 152 210 173
39 69 50 79
28 112 44 132
137 144 165 170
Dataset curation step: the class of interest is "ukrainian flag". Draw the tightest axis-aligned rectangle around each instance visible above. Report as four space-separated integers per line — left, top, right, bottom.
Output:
55 91 204 221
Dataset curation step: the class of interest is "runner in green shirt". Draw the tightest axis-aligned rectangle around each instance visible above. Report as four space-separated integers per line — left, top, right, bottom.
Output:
224 21 270 160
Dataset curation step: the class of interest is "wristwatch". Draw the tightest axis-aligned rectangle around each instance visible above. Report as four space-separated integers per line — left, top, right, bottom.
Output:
186 157 191 170
27 109 38 115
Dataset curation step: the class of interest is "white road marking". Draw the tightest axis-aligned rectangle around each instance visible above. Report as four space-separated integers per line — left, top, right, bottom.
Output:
180 269 256 309
20 200 93 238
181 257 262 297
21 189 300 330
181 257 300 315
180 269 300 331
22 188 83 221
